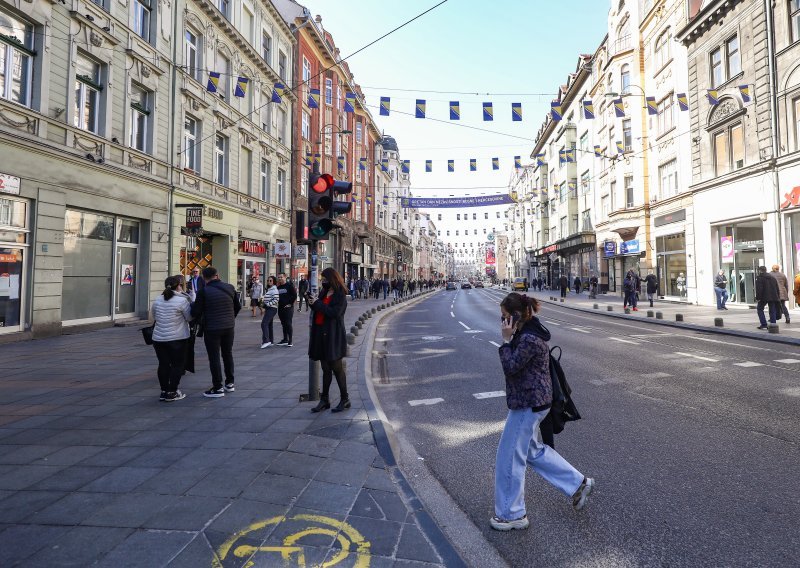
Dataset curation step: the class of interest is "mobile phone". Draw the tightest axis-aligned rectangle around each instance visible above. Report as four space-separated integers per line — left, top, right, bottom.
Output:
511 312 521 326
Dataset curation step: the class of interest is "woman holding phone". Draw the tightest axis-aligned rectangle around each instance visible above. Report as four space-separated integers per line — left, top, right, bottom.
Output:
309 267 350 413
491 292 595 531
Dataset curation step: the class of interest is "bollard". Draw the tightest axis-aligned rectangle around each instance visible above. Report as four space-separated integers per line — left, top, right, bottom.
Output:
355 320 363 329
350 326 359 335
624 308 631 314
560 298 565 303
377 305 382 311
656 311 663 319
676 314 684 322
647 310 654 318
607 306 613 312
593 304 599 309
768 323 780 334
371 308 377 314
714 317 724 327
346 333 356 345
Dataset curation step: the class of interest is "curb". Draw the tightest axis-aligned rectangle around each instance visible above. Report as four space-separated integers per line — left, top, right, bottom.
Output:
357 290 469 568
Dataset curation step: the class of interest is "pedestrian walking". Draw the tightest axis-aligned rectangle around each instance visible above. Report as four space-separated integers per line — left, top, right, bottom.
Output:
623 270 639 311
191 267 241 398
151 276 192 401
276 273 297 346
186 266 205 302
770 264 791 323
714 270 729 310
491 292 594 531
260 276 279 348
248 276 264 317
559 275 568 298
573 276 581 295
755 265 780 329
297 274 309 312
588 273 598 299
309 267 350 413
644 270 658 308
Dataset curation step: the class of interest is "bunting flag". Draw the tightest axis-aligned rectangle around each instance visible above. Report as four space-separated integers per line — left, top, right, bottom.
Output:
313 153 321 166
401 160 410 174
646 96 658 116
512 102 522 122
351 194 358 203
359 157 367 171
483 102 493 121
470 159 477 171
613 98 625 117
206 72 220 93
514 156 522 169
234 77 249 98
448 160 454 172
550 101 563 121
492 157 500 170
382 196 388 205
337 156 345 171
344 92 356 113
305 152 311 166
381 159 388 172
559 149 566 165
738 84 751 104
565 148 575 163
677 92 689 111
425 160 432 172
535 153 545 167
450 101 460 120
308 88 320 109
415 99 426 118
594 145 603 158
271 82 286 103
582 99 594 120
380 96 391 116
616 141 625 154
568 182 577 192
366 194 372 205
706 89 720 106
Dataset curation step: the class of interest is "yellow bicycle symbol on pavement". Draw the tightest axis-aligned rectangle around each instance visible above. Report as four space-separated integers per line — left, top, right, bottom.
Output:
213 513 371 567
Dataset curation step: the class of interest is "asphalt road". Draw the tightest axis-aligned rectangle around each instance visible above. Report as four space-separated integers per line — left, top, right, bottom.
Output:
373 286 800 568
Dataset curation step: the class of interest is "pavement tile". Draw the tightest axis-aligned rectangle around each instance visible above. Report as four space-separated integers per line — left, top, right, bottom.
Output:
0 524 72 566
26 492 117 525
306 422 350 439
125 446 193 469
367 489 410 523
332 440 379 465
0 444 61 464
294 480 360 513
225 449 281 472
2 414 62 429
76 445 149 467
24 526 133 567
266 451 326 479
349 489 384 520
171 447 238 470
287 434 341 458
243 431 296 450
78 466 162 493
0 490 68 523
262 508 346 549
0 464 65 490
141 495 231 530
187 467 261 498
133 465 212 496
165 534 217 568
205 499 288 536
96 529 195 568
30 465 114 491
82 492 178 527
314 458 371 487
393 560 444 567
158 430 216 448
240 472 310 506
338 515 402 557
364 467 397 492
0 428 62 445
203 529 264 566
267 418 316 433
395 523 441 564
201 431 259 449
33 445 107 466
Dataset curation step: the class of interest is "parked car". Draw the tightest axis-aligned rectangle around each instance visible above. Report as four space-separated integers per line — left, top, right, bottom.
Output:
461 282 472 289
474 281 484 288
513 277 528 291
446 282 457 291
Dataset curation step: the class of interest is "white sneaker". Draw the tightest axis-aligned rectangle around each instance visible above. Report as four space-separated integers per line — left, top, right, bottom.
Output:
573 477 595 511
490 515 529 531
260 342 272 349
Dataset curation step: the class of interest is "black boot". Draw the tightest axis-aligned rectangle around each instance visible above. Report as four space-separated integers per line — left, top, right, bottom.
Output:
311 395 330 413
649 300 653 307
331 397 351 413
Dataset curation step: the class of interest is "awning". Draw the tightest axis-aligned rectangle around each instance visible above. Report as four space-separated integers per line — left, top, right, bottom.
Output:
612 226 639 241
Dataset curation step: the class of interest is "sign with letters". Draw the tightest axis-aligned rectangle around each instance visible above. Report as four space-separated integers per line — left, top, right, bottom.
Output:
185 207 203 235
273 242 291 259
603 241 617 257
620 240 640 255
0 173 20 195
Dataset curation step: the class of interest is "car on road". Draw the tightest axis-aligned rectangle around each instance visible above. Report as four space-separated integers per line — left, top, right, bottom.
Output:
474 281 484 288
461 282 472 289
445 282 457 290
512 277 528 291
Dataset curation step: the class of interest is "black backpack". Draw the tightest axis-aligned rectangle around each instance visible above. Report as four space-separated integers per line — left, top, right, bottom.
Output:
548 346 581 435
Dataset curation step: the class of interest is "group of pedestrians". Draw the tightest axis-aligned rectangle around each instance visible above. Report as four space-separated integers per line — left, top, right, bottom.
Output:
344 276 436 301
258 273 297 349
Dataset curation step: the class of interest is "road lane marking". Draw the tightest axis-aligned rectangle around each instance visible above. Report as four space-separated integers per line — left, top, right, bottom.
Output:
450 312 455 318
609 337 638 344
733 361 764 367
472 391 505 400
464 330 483 334
674 352 719 362
489 341 501 347
642 372 672 378
408 398 444 406
589 379 606 386
629 333 672 338
544 320 561 326
459 321 471 330
775 359 800 364
570 327 591 334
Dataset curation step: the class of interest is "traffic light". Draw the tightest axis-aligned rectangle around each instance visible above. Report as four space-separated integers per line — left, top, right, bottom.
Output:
307 172 352 240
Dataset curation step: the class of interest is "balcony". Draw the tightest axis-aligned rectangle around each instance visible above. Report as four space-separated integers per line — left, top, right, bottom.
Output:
610 35 632 57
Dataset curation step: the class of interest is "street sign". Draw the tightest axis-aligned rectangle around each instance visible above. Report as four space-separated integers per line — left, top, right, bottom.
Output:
273 242 291 259
294 244 308 259
0 173 20 195
396 250 403 263
185 207 203 236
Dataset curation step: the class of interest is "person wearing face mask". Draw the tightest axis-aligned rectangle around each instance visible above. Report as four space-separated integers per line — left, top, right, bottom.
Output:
308 268 350 413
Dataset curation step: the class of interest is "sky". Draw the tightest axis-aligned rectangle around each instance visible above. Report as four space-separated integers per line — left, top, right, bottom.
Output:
301 0 610 257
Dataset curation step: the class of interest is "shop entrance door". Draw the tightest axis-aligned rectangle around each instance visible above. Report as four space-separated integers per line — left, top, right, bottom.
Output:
0 247 24 332
115 246 137 316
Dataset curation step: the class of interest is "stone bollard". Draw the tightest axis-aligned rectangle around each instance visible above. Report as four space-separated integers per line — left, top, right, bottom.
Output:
355 320 363 329
676 314 684 322
593 304 599 309
350 326 359 335
346 333 356 345
768 323 780 334
656 311 663 319
377 305 382 311
371 308 377 314
607 306 613 312
714 317 724 327
624 308 631 314
647 310 654 318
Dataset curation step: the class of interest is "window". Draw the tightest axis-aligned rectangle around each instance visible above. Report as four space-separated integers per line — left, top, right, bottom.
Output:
792 0 800 42
214 134 228 185
0 11 34 107
571 214 579 234
324 78 332 105
184 115 199 171
133 0 152 43
215 51 230 96
659 159 678 198
438 214 442 221
581 170 590 194
610 181 616 211
456 214 460 220
129 83 151 152
261 31 272 65
609 126 615 153
240 147 252 195
356 121 363 143
216 0 229 19
185 29 202 82
620 63 630 94
241 5 254 44
601 195 609 218
794 97 800 150
726 35 741 78
713 123 744 176
580 131 588 153
654 28 671 69
278 51 287 81
261 103 271 134
301 111 310 140
625 175 634 208
455 230 459 236
657 94 674 135
711 35 741 88
473 213 477 220
302 56 310 101
74 54 102 134
560 216 567 238
277 168 286 208
485 212 488 220
710 47 723 88
622 119 632 152
277 108 286 144
559 183 567 203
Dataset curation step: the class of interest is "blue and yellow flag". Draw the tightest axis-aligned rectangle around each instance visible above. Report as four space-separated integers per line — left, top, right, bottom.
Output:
616 141 624 154
382 196 388 205
344 92 355 113
425 160 432 172
234 77 249 98
381 159 388 172
594 145 603 158
313 153 321 166
380 96 390 116
470 159 477 171
568 182 577 192
416 99 426 118
337 156 345 171
359 157 367 171
483 102 493 121
646 96 658 116
535 153 545 167
401 160 410 174
707 89 720 106
351 194 358 203
514 156 521 169
582 100 594 120
492 157 500 170
207 72 220 93
450 101 460 120
271 82 286 103
566 148 575 163
366 194 372 205
305 152 311 166
677 92 689 111
613 98 625 117
738 84 751 104
559 149 566 165
308 88 320 109
512 103 522 122
448 160 454 172
550 101 563 121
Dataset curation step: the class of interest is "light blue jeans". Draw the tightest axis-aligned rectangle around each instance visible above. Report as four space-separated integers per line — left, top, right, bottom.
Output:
495 408 584 520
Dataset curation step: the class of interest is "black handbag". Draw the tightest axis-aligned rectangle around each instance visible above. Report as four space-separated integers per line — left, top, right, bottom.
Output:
141 324 155 345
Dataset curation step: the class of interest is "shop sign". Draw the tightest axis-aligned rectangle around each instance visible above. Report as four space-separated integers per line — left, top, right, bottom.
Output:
654 209 686 227
294 244 307 259
540 244 557 255
206 207 224 220
603 241 617 257
0 173 20 195
273 242 291 259
620 240 640 255
720 236 734 262
185 207 203 236
239 238 267 256
781 186 800 210
349 253 363 264
396 250 403 262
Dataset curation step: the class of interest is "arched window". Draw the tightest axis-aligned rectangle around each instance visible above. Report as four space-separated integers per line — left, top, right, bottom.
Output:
620 64 630 94
654 28 672 69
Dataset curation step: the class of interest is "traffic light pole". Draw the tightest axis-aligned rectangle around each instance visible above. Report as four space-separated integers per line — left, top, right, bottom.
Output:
304 163 320 403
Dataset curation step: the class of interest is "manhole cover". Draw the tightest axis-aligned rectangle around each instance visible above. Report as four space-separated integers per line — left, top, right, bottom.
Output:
421 335 444 341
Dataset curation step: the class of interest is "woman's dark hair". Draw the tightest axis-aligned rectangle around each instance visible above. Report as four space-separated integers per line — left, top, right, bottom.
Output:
500 293 539 324
267 276 276 286
321 267 346 294
163 275 181 301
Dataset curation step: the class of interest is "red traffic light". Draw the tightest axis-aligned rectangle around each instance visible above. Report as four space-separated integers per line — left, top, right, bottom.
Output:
311 173 334 193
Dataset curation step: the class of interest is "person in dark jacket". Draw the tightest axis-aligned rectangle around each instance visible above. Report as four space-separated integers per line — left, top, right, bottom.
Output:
588 273 598 298
770 264 791 323
573 276 581 295
187 267 205 302
755 265 780 329
191 266 241 397
276 273 297 346
558 275 569 298
644 270 658 308
491 292 594 531
297 274 309 312
309 267 350 413
714 270 729 310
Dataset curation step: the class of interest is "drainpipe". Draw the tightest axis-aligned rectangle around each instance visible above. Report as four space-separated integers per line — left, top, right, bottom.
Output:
765 0 783 269
166 6 182 274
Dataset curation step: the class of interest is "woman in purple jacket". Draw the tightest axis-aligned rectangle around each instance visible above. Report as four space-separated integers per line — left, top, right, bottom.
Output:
491 293 595 531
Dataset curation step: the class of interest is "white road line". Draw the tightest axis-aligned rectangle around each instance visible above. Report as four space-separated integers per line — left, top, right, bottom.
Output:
629 333 672 338
459 321 471 330
775 359 800 364
733 361 764 368
642 372 672 379
570 327 591 334
408 398 444 406
609 337 638 344
544 320 561 326
472 391 505 400
450 312 455 318
489 341 501 347
674 352 719 362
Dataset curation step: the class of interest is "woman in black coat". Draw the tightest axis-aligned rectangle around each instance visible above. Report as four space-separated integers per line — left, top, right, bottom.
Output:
309 267 350 413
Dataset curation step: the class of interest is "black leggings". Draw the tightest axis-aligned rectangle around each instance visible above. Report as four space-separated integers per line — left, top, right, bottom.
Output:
320 359 347 399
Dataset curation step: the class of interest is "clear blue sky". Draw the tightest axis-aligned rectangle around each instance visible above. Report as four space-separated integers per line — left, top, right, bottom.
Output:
301 0 609 251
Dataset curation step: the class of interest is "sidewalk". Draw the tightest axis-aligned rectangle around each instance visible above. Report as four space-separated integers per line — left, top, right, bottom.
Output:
504 286 800 345
0 288 460 567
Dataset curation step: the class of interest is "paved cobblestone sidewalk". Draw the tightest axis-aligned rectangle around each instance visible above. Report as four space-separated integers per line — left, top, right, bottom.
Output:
0 289 459 567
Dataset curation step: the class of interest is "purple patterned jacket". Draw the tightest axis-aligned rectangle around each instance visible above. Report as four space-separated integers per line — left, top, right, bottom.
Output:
498 318 553 411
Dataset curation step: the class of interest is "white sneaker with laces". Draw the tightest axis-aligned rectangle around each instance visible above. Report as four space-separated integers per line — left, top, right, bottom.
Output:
573 477 595 511
490 515 529 531
260 342 272 349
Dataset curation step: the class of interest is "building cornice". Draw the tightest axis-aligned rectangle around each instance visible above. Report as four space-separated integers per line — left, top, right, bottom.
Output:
677 0 746 45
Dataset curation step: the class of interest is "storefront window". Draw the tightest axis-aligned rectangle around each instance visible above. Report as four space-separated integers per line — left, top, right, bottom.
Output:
656 233 687 297
717 219 764 305
789 212 800 278
0 247 22 328
63 210 115 321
